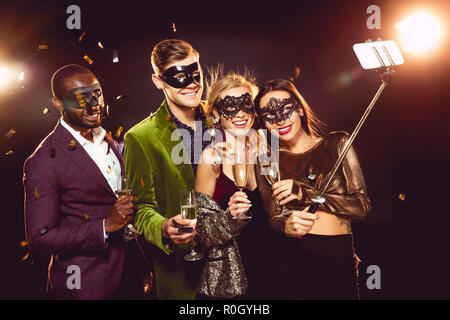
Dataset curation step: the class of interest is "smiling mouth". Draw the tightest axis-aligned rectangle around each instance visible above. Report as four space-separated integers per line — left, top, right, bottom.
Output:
277 125 292 135
181 88 199 97
83 111 100 121
232 119 248 128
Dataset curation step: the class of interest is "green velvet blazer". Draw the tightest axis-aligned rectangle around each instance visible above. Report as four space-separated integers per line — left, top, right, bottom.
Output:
123 100 205 300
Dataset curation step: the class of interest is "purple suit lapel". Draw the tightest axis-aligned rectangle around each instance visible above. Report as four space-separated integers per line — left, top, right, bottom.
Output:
52 122 118 198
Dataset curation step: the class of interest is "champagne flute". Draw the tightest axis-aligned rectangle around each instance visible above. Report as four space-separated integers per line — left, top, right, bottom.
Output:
258 145 288 215
232 144 252 220
180 189 203 261
115 176 138 242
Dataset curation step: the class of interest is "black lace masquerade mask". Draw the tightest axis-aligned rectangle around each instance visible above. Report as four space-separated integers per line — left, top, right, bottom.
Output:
259 96 299 124
161 62 201 89
214 92 255 119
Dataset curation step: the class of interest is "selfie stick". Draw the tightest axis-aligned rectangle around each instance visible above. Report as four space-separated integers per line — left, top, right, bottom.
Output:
307 40 398 214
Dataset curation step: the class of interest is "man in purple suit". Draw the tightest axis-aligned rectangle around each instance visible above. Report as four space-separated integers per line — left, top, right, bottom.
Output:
23 64 135 299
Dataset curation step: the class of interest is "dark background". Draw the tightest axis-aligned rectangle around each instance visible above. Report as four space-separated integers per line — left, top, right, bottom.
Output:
0 0 449 299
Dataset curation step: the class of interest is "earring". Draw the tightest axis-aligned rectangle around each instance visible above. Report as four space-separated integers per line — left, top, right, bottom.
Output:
213 116 222 129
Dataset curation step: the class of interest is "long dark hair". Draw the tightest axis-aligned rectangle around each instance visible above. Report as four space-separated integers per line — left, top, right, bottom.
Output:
254 79 325 137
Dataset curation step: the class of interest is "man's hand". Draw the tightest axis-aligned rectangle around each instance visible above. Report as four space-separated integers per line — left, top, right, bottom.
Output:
284 209 319 237
105 195 135 233
272 179 298 205
162 214 197 244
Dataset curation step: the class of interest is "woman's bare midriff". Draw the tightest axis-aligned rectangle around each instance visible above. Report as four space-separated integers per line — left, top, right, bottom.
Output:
308 209 352 235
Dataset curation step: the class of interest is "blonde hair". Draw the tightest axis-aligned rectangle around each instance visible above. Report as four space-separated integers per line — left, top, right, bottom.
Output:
203 64 258 128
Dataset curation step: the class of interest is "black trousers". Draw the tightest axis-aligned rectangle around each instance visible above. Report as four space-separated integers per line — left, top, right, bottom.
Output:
274 233 359 300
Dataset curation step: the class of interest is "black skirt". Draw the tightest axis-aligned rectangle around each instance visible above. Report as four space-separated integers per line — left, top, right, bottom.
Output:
274 233 359 300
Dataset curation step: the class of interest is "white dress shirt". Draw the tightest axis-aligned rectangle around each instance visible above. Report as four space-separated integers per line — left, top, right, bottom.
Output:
60 118 121 240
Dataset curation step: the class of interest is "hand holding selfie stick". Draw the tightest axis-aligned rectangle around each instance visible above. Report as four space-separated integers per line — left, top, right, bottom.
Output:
308 39 403 214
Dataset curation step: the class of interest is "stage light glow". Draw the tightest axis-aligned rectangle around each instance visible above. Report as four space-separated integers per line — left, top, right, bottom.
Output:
19 71 24 81
0 66 10 88
395 11 442 54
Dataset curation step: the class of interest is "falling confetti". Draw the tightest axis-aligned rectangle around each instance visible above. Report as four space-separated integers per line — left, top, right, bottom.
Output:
5 150 14 156
83 214 89 220
398 193 406 201
98 41 104 49
116 95 125 100
308 173 316 181
83 55 93 65
140 176 145 187
34 187 40 198
37 44 48 50
106 165 112 174
20 239 30 247
43 107 50 115
69 140 76 150
78 31 86 42
5 128 16 139
112 49 119 63
115 126 124 138
172 21 177 32
289 66 301 82
21 252 30 262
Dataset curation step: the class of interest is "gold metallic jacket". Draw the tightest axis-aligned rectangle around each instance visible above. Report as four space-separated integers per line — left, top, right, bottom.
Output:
256 131 371 234
195 192 248 298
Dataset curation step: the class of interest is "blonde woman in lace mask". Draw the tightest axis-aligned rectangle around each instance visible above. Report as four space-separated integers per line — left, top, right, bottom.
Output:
254 79 371 299
194 68 275 299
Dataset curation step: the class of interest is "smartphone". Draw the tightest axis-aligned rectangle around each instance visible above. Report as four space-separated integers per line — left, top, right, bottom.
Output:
353 40 404 69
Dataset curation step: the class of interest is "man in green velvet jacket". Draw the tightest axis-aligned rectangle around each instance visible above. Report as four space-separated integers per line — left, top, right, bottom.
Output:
123 39 208 299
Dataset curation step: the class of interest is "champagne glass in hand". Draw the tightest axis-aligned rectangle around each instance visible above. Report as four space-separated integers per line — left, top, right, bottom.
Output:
180 189 203 261
115 176 138 242
232 144 252 220
259 146 289 215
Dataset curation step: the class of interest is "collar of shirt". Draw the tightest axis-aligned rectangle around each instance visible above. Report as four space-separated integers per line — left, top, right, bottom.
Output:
166 103 205 132
60 117 107 147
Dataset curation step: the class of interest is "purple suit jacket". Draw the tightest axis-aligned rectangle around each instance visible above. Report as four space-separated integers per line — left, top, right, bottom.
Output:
23 121 125 299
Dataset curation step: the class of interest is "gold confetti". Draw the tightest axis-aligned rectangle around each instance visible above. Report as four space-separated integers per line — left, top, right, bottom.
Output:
398 193 406 201
21 252 30 262
165 114 171 121
83 54 93 65
83 214 89 220
98 41 104 49
5 150 14 155
37 44 48 50
5 128 16 139
43 107 50 115
75 91 86 107
140 176 145 187
69 139 76 150
116 95 123 100
20 240 29 247
115 126 124 138
172 21 177 32
34 187 40 198
106 165 112 174
78 31 86 42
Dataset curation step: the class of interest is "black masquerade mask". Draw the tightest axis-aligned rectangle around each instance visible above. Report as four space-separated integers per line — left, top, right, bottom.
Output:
62 83 104 110
214 92 255 119
161 62 201 89
260 96 299 124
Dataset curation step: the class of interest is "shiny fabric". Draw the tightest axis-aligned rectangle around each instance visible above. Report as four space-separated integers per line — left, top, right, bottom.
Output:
256 131 371 234
195 192 248 298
